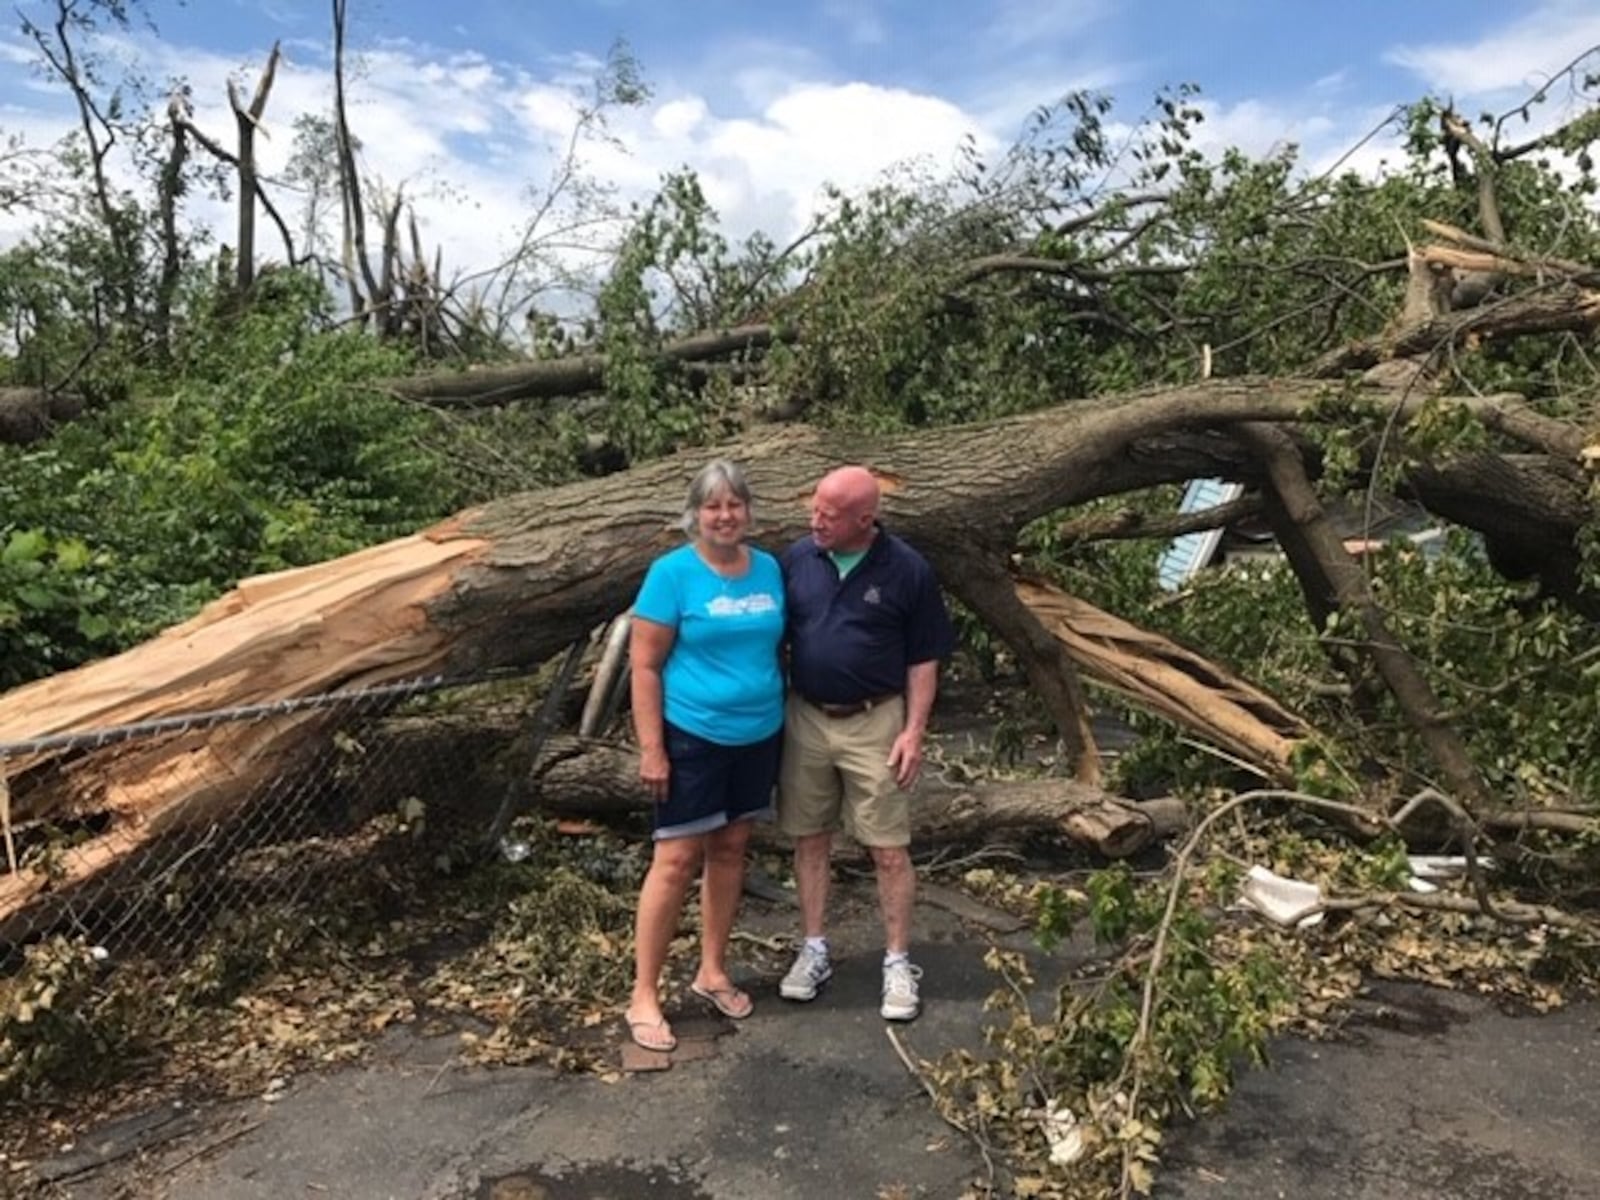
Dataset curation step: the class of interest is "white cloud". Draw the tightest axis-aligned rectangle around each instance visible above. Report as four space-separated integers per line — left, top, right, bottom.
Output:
1385 2 1600 101
1189 98 1337 162
0 24 1004 305
652 96 707 140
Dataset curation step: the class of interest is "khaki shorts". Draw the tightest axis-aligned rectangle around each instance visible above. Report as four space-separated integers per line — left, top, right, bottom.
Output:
777 693 910 847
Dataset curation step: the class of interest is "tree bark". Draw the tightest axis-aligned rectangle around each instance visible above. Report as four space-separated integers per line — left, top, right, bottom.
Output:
1312 287 1600 376
529 736 1188 855
154 96 191 353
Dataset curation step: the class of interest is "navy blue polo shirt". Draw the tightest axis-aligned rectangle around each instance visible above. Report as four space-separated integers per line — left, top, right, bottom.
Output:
781 527 957 705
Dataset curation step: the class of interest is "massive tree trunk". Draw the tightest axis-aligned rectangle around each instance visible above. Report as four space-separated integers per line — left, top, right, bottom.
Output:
0 376 1586 926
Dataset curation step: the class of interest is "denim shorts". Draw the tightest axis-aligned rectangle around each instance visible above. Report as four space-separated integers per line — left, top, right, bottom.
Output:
655 722 781 841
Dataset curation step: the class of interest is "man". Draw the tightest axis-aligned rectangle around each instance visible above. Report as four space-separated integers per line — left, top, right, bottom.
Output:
776 465 956 1021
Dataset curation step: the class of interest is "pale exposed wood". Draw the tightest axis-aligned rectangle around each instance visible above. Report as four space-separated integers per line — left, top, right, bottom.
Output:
580 615 632 738
1012 579 1304 778
953 556 1102 785
0 714 328 918
0 532 494 919
1419 246 1537 278
0 533 488 750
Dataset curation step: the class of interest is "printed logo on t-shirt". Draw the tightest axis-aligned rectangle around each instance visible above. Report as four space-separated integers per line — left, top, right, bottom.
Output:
863 585 882 606
707 592 780 617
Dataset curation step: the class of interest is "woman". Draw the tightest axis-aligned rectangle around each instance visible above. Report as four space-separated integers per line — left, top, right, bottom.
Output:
624 459 785 1052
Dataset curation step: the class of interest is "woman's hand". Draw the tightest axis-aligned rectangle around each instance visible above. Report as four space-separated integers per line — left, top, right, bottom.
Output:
639 744 670 803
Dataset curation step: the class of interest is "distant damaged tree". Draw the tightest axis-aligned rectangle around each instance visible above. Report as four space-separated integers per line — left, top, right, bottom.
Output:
325 0 651 357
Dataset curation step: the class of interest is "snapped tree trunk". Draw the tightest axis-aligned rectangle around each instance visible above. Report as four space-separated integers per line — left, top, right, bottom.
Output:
0 376 1583 926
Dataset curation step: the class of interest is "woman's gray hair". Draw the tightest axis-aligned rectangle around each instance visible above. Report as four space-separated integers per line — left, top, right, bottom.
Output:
680 458 753 535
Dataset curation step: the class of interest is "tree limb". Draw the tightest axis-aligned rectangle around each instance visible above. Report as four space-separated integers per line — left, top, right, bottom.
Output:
1056 496 1262 545
1233 422 1495 817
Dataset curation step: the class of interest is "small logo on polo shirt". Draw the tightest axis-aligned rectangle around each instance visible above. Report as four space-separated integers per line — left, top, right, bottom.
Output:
863 585 882 605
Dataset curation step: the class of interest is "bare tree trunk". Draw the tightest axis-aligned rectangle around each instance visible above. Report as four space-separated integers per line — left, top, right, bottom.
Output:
168 45 298 290
1257 490 1384 719
154 95 191 353
229 42 282 294
332 0 382 325
27 0 139 324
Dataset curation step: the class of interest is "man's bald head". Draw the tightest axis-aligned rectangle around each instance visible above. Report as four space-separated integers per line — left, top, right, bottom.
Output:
818 466 880 512
810 465 881 553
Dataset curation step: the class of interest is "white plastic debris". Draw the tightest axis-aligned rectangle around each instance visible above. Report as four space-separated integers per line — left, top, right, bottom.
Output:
1043 1102 1086 1166
1405 855 1494 893
1238 865 1325 928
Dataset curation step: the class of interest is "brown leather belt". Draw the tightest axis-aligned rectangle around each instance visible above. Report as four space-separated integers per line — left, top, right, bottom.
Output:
808 693 900 718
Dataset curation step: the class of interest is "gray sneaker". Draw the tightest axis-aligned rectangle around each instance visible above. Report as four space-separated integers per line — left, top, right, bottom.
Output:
880 960 922 1021
779 944 833 1001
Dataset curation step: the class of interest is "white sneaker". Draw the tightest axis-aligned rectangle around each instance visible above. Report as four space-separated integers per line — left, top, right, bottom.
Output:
779 944 833 1001
881 960 922 1021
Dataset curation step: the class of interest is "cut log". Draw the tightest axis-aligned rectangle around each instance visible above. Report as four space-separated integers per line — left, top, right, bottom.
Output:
529 736 1188 856
0 377 1583 926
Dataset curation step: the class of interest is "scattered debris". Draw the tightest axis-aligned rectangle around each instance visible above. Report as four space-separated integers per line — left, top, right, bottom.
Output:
1238 865 1325 928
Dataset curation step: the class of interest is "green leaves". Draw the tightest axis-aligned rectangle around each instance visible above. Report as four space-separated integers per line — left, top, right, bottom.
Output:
0 527 117 687
0 268 469 686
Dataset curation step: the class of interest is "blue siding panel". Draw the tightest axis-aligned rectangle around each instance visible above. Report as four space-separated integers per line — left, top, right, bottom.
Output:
1156 480 1245 591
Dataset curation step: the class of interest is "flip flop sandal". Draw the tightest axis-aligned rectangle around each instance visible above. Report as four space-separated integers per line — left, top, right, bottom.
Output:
689 982 754 1020
625 1015 677 1052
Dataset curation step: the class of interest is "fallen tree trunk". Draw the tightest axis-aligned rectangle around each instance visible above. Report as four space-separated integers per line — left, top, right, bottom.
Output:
379 323 780 407
0 376 1583 925
0 387 86 445
530 736 1189 857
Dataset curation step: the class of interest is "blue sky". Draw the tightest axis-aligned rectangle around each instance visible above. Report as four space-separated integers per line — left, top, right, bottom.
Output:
3 0 1598 280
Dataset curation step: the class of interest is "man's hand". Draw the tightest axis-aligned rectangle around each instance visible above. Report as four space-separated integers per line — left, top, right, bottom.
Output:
886 729 923 789
639 745 670 803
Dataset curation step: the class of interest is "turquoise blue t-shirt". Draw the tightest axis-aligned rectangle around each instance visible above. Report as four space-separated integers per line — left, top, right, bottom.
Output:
632 543 786 745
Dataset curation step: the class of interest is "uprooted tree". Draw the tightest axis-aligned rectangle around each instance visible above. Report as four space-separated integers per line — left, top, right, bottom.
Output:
4 14 1600 1195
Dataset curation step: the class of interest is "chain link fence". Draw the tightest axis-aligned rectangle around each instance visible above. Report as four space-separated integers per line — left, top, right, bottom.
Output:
0 669 570 973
